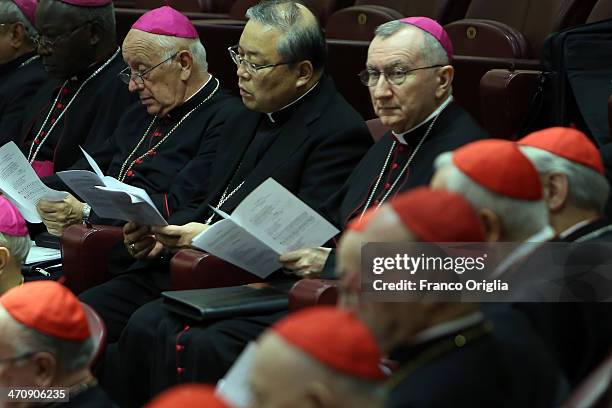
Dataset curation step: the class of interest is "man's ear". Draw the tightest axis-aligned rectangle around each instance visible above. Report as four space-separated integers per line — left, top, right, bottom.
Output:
304 381 334 408
543 172 569 212
88 21 101 47
478 208 502 242
32 352 58 387
9 23 26 49
435 65 454 100
177 50 193 81
295 60 314 89
0 247 10 272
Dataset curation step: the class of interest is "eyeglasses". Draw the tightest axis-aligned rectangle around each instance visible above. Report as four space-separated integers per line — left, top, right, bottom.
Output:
118 52 179 86
358 64 443 87
228 45 293 76
33 21 92 50
0 352 35 365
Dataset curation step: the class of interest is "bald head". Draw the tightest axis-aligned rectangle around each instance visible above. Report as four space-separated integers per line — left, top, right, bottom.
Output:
250 331 383 408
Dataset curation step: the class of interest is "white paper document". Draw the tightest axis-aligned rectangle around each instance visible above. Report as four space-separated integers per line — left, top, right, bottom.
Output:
24 244 62 265
192 178 339 278
215 342 256 407
0 142 67 223
56 148 167 226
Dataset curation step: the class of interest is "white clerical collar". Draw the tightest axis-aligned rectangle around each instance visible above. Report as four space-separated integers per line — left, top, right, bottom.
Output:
392 95 453 145
184 74 213 103
266 81 320 123
492 225 556 278
410 311 484 345
558 219 594 240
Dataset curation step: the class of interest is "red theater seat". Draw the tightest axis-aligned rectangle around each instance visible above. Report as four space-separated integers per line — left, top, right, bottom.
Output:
61 224 122 294
325 5 403 41
354 0 470 25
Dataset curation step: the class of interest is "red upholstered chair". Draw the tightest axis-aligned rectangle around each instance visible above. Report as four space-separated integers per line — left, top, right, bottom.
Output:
326 39 375 120
366 118 388 142
60 224 123 294
325 5 403 41
446 0 597 59
82 302 107 371
169 249 262 290
445 0 597 124
562 351 612 408
479 69 541 139
288 279 339 311
354 0 470 25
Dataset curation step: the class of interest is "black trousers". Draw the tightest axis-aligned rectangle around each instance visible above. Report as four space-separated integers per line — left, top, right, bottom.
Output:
112 297 288 407
78 260 170 343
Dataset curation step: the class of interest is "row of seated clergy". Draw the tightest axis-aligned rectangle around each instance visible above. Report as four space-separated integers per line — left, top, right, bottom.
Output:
77 0 373 361
92 14 488 408
0 0 47 147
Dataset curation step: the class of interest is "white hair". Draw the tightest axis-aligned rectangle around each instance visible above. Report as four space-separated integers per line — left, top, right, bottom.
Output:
434 152 549 241
0 233 30 264
0 305 94 375
0 0 37 38
148 34 208 71
519 146 610 213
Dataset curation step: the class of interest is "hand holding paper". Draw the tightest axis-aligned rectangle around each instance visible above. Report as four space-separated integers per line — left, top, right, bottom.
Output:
36 193 85 236
57 148 168 226
191 179 339 278
0 142 67 223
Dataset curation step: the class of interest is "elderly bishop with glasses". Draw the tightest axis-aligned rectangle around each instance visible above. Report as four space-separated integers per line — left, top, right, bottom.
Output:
278 17 489 279
35 6 241 239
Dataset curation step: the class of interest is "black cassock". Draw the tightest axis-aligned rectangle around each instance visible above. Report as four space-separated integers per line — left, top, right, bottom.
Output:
44 76 241 222
386 306 562 408
19 48 137 173
515 218 612 386
87 75 373 407
0 52 48 145
319 101 488 277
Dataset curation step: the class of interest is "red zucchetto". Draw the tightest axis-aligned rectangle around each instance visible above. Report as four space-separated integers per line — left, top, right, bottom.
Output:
272 306 386 381
452 139 542 200
390 187 486 242
518 127 604 175
0 281 91 341
145 384 231 408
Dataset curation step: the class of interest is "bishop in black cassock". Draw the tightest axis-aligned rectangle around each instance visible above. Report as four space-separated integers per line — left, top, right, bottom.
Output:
0 52 47 145
20 0 137 177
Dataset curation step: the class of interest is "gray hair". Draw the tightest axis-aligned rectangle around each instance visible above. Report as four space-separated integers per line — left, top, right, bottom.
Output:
149 34 208 71
0 0 37 39
435 152 549 241
520 146 610 213
246 0 327 73
0 233 30 264
375 20 449 66
0 305 94 375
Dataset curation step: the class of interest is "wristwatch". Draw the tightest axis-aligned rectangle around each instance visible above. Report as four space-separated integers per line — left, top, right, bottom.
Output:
82 203 92 223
